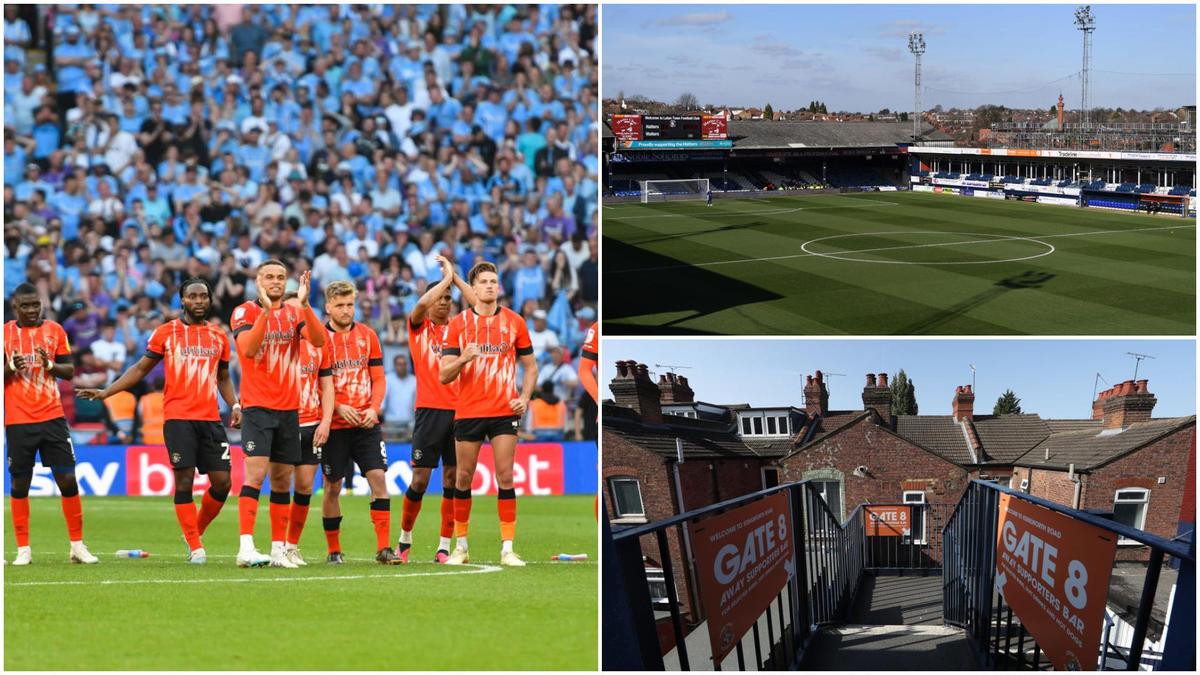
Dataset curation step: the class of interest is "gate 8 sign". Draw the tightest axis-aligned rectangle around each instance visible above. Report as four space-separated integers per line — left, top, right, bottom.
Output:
864 505 910 537
691 491 795 665
994 493 1117 671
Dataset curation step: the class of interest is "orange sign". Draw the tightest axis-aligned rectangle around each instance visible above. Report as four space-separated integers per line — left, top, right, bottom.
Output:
995 493 1117 671
864 505 911 537
691 492 795 664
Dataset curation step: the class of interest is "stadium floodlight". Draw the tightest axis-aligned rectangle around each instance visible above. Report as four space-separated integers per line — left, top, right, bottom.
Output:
908 32 925 143
640 178 710 203
1074 6 1095 129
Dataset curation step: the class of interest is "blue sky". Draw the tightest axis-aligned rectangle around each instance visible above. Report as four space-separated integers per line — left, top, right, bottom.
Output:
603 4 1196 112
601 339 1196 419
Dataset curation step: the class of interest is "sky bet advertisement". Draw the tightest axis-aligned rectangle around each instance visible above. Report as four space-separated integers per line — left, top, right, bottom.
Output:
3 442 598 497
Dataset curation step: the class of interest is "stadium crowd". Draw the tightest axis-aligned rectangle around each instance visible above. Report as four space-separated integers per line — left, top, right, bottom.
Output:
3 4 599 443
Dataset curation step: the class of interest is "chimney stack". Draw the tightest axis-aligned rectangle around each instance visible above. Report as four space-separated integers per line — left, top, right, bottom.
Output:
952 385 975 422
1095 379 1156 429
862 373 894 428
1057 93 1065 130
658 372 695 404
609 361 663 424
804 371 829 417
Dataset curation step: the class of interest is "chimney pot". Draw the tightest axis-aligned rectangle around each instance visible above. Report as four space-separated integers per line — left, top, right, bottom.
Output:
816 370 824 383
1135 379 1148 394
866 373 877 387
879 373 889 388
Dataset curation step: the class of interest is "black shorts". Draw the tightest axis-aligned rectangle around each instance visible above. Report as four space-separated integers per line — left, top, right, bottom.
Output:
412 408 456 469
241 407 302 464
163 420 230 474
454 416 521 442
321 426 386 482
299 424 321 465
6 418 74 475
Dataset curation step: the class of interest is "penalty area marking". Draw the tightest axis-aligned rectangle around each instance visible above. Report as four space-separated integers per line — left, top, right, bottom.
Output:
4 563 502 587
800 231 1055 265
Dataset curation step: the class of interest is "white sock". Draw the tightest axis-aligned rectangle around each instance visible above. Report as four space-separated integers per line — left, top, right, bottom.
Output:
17 545 30 552
70 539 84 548
399 530 413 545
501 540 514 554
457 536 469 551
438 536 452 552
271 540 284 554
284 542 296 552
240 534 255 552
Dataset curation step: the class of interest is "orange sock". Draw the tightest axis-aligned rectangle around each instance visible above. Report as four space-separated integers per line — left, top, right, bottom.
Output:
370 498 391 550
238 485 260 536
174 494 202 551
61 494 83 541
197 488 226 535
323 516 342 554
453 489 472 538
400 488 423 533
11 496 29 547
497 488 517 542
287 493 311 546
269 491 290 543
439 488 455 539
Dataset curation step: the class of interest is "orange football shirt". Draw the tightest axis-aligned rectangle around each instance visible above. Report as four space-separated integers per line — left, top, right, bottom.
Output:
581 322 598 362
297 329 328 426
145 319 230 422
442 307 533 419
231 301 305 411
408 317 457 411
322 322 385 430
4 320 71 424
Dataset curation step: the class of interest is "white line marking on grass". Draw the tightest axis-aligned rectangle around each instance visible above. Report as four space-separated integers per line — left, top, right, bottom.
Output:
608 196 899 221
609 224 1194 273
800 231 1056 265
4 563 502 587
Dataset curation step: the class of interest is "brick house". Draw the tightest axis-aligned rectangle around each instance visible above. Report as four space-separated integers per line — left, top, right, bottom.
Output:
603 362 1195 619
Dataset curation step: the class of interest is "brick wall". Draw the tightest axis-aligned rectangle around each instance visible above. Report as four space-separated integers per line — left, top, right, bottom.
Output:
779 416 968 510
1029 468 1078 508
1083 424 1195 561
602 430 770 621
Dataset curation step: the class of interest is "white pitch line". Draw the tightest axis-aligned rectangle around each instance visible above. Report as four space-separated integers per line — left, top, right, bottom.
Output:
609 223 1195 274
4 563 503 587
609 198 898 221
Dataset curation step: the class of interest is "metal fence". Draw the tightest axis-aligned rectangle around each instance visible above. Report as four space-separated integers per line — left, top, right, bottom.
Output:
606 480 863 670
943 480 1196 671
862 503 953 572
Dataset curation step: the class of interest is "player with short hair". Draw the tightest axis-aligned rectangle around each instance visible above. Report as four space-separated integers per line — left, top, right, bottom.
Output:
231 260 325 568
79 278 241 564
398 255 477 563
439 261 537 567
281 291 333 566
318 281 396 564
4 283 97 565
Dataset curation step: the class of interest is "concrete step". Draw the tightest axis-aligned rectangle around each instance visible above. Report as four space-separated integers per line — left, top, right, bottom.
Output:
800 624 979 671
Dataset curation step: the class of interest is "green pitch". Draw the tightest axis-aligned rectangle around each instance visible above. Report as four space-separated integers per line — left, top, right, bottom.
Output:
604 191 1195 334
4 495 597 670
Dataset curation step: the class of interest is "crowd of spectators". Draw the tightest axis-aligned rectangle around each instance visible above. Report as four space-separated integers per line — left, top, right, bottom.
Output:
4 4 599 443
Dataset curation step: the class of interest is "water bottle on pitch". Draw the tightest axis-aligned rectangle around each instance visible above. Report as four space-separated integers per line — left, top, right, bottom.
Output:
115 549 151 558
551 553 588 561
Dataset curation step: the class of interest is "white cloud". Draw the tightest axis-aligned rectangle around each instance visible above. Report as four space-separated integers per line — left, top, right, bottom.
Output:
644 10 732 29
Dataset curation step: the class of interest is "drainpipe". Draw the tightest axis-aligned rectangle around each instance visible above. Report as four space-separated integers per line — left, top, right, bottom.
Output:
671 438 703 623
1069 463 1082 510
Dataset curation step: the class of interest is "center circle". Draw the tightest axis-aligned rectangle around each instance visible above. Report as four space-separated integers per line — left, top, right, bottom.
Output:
800 231 1056 265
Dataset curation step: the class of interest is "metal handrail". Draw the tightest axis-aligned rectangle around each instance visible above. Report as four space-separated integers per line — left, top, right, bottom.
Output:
942 480 1193 561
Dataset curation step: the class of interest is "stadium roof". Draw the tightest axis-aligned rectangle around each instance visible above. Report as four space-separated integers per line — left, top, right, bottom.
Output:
603 119 953 149
727 120 951 149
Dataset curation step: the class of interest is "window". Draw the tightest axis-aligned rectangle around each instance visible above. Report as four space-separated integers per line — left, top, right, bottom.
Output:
646 567 677 608
1113 488 1150 543
762 468 780 489
903 490 927 544
767 417 777 435
776 416 790 435
609 477 645 519
741 417 752 435
813 480 842 521
752 417 763 435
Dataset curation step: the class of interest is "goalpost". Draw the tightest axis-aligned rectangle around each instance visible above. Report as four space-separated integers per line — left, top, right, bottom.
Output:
640 178 710 203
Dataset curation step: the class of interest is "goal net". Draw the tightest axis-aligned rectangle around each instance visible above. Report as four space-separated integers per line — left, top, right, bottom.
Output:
640 179 710 203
